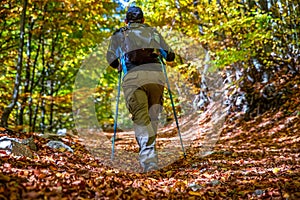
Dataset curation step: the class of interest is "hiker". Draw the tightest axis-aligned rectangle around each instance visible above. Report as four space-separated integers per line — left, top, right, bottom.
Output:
106 6 175 172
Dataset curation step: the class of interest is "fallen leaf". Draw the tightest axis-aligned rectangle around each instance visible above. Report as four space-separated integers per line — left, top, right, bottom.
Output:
272 168 280 174
0 174 10 181
189 191 202 196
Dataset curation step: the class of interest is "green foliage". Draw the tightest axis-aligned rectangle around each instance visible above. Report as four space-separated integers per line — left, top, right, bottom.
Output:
0 0 118 131
1 0 299 131
94 67 118 126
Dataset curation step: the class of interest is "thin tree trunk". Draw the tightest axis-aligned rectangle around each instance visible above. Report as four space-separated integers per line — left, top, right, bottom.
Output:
32 103 39 133
19 16 34 128
40 33 46 133
47 32 58 131
1 0 28 128
49 81 54 130
29 3 47 132
32 30 47 133
29 35 41 132
32 41 46 133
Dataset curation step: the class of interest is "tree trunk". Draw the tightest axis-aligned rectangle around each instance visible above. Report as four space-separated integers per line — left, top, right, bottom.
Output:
40 33 46 133
28 36 41 132
1 0 28 128
47 32 58 131
19 16 34 128
28 4 47 132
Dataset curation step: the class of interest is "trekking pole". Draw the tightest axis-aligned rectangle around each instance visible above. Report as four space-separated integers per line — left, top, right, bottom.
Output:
159 49 187 159
111 69 122 161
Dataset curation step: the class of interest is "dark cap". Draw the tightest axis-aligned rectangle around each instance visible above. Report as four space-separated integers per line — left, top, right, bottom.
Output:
126 6 143 21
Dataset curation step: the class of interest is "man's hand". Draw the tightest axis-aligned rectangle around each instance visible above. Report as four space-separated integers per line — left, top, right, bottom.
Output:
118 63 122 72
166 61 176 67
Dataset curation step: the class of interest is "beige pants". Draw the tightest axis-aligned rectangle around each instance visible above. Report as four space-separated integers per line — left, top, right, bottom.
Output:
122 70 165 168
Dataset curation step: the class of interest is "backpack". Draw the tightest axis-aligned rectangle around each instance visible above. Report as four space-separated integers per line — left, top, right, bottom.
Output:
123 25 161 65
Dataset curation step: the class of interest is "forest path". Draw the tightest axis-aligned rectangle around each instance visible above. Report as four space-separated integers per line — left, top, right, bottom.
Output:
0 85 299 199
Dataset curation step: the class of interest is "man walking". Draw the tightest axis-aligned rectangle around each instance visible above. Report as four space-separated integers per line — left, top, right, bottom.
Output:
106 6 175 172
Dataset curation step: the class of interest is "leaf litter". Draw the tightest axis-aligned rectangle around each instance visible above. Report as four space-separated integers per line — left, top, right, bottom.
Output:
0 75 299 199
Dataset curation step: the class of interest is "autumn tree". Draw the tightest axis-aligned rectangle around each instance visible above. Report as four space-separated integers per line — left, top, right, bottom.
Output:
1 0 299 132
136 0 299 117
0 0 119 132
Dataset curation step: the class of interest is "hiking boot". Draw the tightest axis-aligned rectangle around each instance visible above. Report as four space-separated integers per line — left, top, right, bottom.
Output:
143 163 158 173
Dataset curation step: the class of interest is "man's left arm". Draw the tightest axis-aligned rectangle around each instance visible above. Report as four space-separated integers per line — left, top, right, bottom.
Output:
106 30 123 69
157 33 175 62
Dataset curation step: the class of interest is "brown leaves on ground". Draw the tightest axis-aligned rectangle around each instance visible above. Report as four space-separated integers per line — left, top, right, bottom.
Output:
1 103 299 200
1 77 299 199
